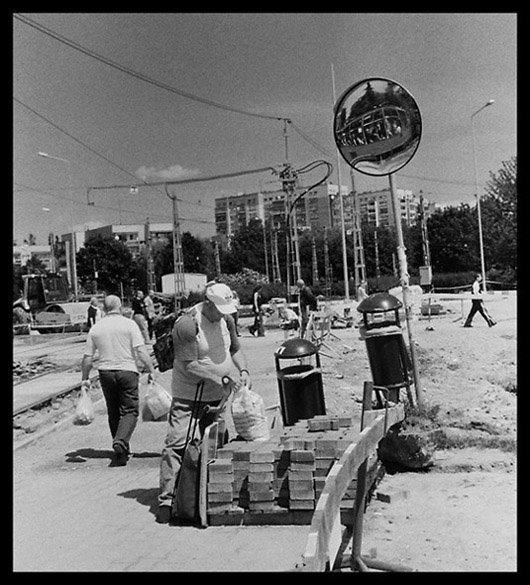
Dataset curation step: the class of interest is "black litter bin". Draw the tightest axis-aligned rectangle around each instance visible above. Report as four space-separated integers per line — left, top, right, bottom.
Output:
357 292 412 402
274 338 326 426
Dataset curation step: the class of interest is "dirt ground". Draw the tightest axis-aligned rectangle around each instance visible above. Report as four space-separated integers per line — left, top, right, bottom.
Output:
14 291 517 572
316 290 517 572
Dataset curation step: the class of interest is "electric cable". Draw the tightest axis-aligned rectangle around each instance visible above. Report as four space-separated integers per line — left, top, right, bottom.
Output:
15 14 289 123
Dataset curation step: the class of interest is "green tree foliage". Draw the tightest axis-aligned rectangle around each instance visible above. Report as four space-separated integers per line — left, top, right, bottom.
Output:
425 204 479 273
481 156 517 273
76 235 134 295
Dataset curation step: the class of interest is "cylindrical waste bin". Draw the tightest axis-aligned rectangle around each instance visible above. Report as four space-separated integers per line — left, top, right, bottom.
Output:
357 292 412 402
274 338 326 426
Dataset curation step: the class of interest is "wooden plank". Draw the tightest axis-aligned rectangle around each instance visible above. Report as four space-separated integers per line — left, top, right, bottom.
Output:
300 404 404 571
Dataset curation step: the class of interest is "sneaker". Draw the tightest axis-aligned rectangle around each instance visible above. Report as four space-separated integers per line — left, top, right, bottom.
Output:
156 506 172 524
113 442 129 466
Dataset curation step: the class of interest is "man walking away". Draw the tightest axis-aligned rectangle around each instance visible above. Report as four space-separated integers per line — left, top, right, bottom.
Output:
81 295 157 466
463 274 497 328
296 279 318 338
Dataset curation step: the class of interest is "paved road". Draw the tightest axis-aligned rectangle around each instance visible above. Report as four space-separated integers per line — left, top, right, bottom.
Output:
13 327 312 572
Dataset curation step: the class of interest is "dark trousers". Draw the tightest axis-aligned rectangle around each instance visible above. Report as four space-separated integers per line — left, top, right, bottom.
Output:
250 312 265 336
99 370 140 452
464 300 495 327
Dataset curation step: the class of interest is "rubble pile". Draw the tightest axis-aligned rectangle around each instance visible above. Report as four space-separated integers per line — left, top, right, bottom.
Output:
13 359 56 384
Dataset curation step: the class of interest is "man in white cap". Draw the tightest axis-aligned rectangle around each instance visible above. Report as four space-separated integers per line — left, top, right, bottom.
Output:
157 282 251 523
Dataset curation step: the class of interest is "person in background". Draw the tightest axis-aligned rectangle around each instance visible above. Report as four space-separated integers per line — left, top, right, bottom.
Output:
248 284 265 337
144 289 157 340
81 295 157 466
463 273 497 328
278 304 300 331
357 280 369 302
86 296 101 330
231 288 241 336
296 279 317 338
132 290 150 344
157 282 250 523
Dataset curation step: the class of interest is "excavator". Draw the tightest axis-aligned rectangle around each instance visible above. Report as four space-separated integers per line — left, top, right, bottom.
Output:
13 273 90 334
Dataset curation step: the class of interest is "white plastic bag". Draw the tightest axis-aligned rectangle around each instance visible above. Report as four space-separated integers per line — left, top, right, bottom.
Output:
73 386 95 425
142 380 172 421
231 384 270 441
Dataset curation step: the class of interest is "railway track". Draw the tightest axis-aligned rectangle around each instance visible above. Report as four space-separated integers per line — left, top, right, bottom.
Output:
13 333 157 444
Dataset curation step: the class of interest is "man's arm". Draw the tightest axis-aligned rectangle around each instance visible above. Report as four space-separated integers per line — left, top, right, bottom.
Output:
134 344 157 380
81 354 93 386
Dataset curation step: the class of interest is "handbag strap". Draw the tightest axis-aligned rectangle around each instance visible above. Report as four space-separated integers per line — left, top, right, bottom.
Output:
183 381 205 448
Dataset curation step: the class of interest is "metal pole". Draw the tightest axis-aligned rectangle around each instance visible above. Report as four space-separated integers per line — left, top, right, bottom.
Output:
331 64 350 299
470 100 494 292
38 152 78 298
389 173 423 408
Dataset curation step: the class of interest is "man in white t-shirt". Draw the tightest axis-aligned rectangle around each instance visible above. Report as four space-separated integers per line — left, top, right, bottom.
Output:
81 295 157 465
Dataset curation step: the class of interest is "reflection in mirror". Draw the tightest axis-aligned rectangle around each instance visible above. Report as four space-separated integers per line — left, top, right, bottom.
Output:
333 78 421 176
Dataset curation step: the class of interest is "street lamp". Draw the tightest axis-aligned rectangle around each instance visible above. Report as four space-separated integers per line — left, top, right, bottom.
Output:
42 207 56 272
38 151 78 298
470 99 495 292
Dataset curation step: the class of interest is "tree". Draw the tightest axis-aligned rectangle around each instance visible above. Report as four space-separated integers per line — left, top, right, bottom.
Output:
481 157 517 272
76 235 134 295
426 204 479 273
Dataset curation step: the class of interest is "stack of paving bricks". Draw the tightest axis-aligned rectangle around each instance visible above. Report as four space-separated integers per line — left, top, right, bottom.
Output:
206 413 383 525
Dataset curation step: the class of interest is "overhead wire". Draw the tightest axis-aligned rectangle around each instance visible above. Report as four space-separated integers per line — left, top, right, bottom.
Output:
15 13 482 215
14 14 289 123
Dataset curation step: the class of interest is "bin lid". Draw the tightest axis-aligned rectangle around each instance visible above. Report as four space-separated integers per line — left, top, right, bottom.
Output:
274 337 318 359
357 292 402 314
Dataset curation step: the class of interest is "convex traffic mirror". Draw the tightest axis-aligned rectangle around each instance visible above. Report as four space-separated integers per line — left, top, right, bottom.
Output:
333 77 422 176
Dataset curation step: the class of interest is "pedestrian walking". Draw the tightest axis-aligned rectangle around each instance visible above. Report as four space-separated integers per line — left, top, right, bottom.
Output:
296 279 318 338
132 290 150 344
80 295 157 466
144 289 157 340
248 284 265 337
463 273 497 328
157 282 250 523
86 296 101 330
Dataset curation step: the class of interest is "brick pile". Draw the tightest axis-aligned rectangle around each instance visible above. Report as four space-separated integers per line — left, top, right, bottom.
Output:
206 413 381 523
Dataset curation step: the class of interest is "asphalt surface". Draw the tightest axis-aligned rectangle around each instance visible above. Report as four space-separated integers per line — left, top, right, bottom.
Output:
13 326 313 572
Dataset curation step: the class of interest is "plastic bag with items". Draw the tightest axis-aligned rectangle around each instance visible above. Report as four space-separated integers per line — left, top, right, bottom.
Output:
142 380 173 422
230 384 270 441
73 385 95 425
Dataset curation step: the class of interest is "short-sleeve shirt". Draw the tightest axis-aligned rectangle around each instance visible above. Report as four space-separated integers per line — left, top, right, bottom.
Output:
84 313 145 373
171 302 240 401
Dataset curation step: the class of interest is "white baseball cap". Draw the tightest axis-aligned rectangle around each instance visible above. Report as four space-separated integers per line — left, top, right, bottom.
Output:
205 283 237 314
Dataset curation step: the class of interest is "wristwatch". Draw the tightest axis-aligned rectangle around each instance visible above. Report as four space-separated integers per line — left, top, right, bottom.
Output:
221 376 231 386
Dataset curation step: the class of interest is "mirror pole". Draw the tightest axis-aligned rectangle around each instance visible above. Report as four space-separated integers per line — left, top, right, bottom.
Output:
388 173 424 408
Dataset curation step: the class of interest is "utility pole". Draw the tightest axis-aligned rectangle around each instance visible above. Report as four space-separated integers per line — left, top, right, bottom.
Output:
351 169 366 296
272 229 281 283
145 217 156 292
324 227 332 297
213 239 222 277
263 220 270 281
167 189 185 313
311 236 319 286
331 63 350 300
419 191 431 266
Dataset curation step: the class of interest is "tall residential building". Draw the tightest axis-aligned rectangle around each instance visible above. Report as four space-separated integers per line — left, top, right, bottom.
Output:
214 183 351 237
355 188 432 228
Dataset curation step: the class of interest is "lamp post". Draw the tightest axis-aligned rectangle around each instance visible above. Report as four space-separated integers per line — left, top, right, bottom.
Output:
42 206 56 272
38 151 78 298
470 99 495 292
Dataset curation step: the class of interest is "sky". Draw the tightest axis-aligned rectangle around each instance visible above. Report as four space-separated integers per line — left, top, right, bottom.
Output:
13 12 517 246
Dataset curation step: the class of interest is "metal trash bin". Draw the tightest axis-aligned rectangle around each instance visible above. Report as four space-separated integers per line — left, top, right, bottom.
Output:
274 338 326 426
357 292 412 403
